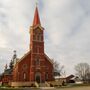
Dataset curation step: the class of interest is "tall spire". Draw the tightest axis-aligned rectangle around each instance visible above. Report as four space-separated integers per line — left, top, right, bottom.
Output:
33 5 41 26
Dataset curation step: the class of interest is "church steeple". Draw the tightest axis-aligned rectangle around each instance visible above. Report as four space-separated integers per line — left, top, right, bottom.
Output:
33 6 41 26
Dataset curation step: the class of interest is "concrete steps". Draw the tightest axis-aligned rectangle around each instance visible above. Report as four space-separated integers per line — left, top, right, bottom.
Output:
39 83 47 87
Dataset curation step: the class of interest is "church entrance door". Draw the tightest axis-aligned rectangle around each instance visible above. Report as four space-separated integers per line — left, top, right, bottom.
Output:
35 72 41 83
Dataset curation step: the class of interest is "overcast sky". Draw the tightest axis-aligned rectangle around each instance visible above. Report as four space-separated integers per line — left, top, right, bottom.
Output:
0 0 90 75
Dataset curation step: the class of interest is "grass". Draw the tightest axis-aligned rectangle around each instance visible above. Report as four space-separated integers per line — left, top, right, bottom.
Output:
0 87 40 90
0 87 21 90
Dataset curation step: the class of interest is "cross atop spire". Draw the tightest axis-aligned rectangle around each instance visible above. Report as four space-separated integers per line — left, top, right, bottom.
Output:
36 0 38 6
33 6 41 26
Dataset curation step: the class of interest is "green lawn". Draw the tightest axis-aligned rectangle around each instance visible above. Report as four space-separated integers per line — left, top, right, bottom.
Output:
0 87 39 90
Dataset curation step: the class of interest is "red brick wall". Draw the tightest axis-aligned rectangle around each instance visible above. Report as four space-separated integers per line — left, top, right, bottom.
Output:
2 75 12 83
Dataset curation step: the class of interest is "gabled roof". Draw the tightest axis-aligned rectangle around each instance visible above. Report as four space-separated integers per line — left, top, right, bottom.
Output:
3 69 12 75
44 53 54 65
33 24 44 30
15 51 31 64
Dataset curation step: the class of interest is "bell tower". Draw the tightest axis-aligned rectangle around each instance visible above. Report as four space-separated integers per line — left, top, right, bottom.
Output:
29 6 45 82
30 6 44 53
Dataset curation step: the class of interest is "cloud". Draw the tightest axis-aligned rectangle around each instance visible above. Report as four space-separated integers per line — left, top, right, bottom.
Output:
0 0 90 75
42 0 90 74
0 0 34 73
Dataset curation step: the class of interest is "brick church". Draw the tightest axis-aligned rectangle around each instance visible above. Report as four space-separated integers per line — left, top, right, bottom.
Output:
13 6 54 83
0 6 54 85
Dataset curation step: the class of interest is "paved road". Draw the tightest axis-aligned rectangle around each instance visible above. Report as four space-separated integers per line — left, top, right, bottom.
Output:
24 86 90 90
56 86 90 90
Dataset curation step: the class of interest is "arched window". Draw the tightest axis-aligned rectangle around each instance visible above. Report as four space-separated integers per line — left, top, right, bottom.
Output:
45 72 48 81
35 58 40 65
37 35 39 41
37 47 39 53
36 35 42 41
39 35 42 41
23 73 26 80
33 35 36 40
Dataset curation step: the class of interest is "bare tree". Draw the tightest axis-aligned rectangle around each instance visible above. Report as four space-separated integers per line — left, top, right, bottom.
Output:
75 63 90 83
52 59 65 76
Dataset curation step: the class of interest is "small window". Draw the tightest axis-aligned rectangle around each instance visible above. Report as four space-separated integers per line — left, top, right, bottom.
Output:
23 64 27 70
35 58 40 65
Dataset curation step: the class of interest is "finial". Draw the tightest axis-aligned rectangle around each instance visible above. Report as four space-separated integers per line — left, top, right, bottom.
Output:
5 64 7 68
12 50 17 60
4 64 7 71
36 0 38 6
14 50 16 54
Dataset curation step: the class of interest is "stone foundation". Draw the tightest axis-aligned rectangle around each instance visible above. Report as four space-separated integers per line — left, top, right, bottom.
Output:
10 82 35 87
